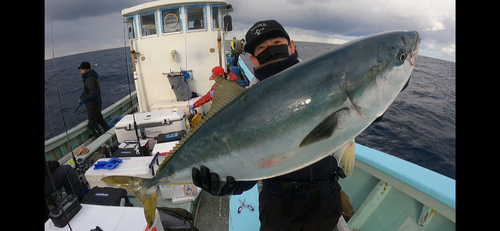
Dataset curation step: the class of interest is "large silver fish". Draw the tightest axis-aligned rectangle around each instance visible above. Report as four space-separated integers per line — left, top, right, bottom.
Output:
103 30 420 227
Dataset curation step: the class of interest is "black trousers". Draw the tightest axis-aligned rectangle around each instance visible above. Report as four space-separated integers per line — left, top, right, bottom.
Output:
88 112 109 137
233 52 240 66
86 98 110 137
45 165 84 221
258 189 342 231
44 165 84 199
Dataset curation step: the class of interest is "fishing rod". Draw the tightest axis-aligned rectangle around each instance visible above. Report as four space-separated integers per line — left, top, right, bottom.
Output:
123 19 144 155
52 67 80 171
47 17 78 231
65 104 82 126
49 19 80 171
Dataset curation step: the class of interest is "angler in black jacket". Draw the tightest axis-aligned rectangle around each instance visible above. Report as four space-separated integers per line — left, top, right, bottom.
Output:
78 61 110 138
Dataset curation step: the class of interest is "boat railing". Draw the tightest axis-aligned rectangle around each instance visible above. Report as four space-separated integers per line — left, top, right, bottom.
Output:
351 143 455 223
44 91 138 162
237 56 253 83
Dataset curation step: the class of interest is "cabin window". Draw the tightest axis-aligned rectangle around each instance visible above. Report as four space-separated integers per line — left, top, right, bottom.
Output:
125 16 136 39
140 12 157 37
211 5 221 30
161 8 181 33
186 6 206 31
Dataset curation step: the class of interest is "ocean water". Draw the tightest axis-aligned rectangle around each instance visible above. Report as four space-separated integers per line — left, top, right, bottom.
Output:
44 47 135 139
44 41 456 179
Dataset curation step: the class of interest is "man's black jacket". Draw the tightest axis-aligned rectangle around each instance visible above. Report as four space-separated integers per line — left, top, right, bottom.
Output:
80 69 102 112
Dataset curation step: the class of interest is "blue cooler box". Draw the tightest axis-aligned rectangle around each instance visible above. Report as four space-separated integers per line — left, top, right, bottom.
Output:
231 66 240 75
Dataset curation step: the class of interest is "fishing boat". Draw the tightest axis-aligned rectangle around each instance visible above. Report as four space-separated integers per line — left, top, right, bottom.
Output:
44 0 455 230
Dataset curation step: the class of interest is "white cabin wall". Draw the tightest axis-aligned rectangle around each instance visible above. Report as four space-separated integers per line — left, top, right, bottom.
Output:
132 22 175 111
129 2 227 112
185 30 224 97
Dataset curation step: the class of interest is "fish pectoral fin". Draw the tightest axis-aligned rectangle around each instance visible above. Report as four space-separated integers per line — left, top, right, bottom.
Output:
101 176 158 227
299 108 348 148
333 139 355 177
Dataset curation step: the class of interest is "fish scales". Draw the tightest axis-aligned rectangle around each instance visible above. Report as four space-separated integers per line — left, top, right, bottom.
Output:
102 30 420 227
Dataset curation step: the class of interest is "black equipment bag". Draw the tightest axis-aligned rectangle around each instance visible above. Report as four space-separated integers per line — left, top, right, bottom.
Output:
112 147 149 157
81 187 133 207
156 130 187 144
48 194 82 228
112 140 150 157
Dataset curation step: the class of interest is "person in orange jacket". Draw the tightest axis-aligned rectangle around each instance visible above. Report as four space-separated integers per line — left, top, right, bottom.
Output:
189 66 238 111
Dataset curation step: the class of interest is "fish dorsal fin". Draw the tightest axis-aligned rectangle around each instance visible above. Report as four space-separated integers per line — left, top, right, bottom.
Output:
210 75 246 115
156 75 245 172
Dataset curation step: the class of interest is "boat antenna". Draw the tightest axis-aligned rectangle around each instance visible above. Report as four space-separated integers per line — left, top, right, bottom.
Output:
123 18 143 153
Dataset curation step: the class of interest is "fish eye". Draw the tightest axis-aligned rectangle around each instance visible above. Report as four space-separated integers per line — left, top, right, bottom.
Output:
396 49 406 64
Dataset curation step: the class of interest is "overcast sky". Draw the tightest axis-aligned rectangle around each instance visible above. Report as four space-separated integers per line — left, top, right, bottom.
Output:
45 0 455 62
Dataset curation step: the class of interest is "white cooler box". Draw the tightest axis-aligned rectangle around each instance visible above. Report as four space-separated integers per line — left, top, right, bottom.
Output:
152 142 202 203
85 156 159 195
159 185 202 204
150 97 204 115
115 109 186 149
152 141 179 164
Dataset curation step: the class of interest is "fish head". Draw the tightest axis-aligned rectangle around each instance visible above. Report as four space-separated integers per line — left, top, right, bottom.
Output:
344 31 420 120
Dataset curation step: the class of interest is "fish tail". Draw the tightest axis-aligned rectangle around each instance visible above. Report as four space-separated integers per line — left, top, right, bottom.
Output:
101 176 158 227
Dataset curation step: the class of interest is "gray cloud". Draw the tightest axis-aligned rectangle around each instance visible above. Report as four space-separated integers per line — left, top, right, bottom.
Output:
235 1 454 37
45 0 149 21
233 0 455 61
45 0 455 61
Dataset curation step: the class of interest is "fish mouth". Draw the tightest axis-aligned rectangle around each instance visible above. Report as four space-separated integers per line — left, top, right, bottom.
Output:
408 34 420 66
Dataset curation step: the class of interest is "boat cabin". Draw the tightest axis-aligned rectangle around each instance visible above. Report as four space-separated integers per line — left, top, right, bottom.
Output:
122 0 234 113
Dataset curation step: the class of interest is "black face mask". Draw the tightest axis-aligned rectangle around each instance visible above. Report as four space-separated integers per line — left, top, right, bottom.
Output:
255 44 290 65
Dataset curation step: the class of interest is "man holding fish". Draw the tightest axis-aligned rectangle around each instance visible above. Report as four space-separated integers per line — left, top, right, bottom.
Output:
102 18 420 230
192 20 344 231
